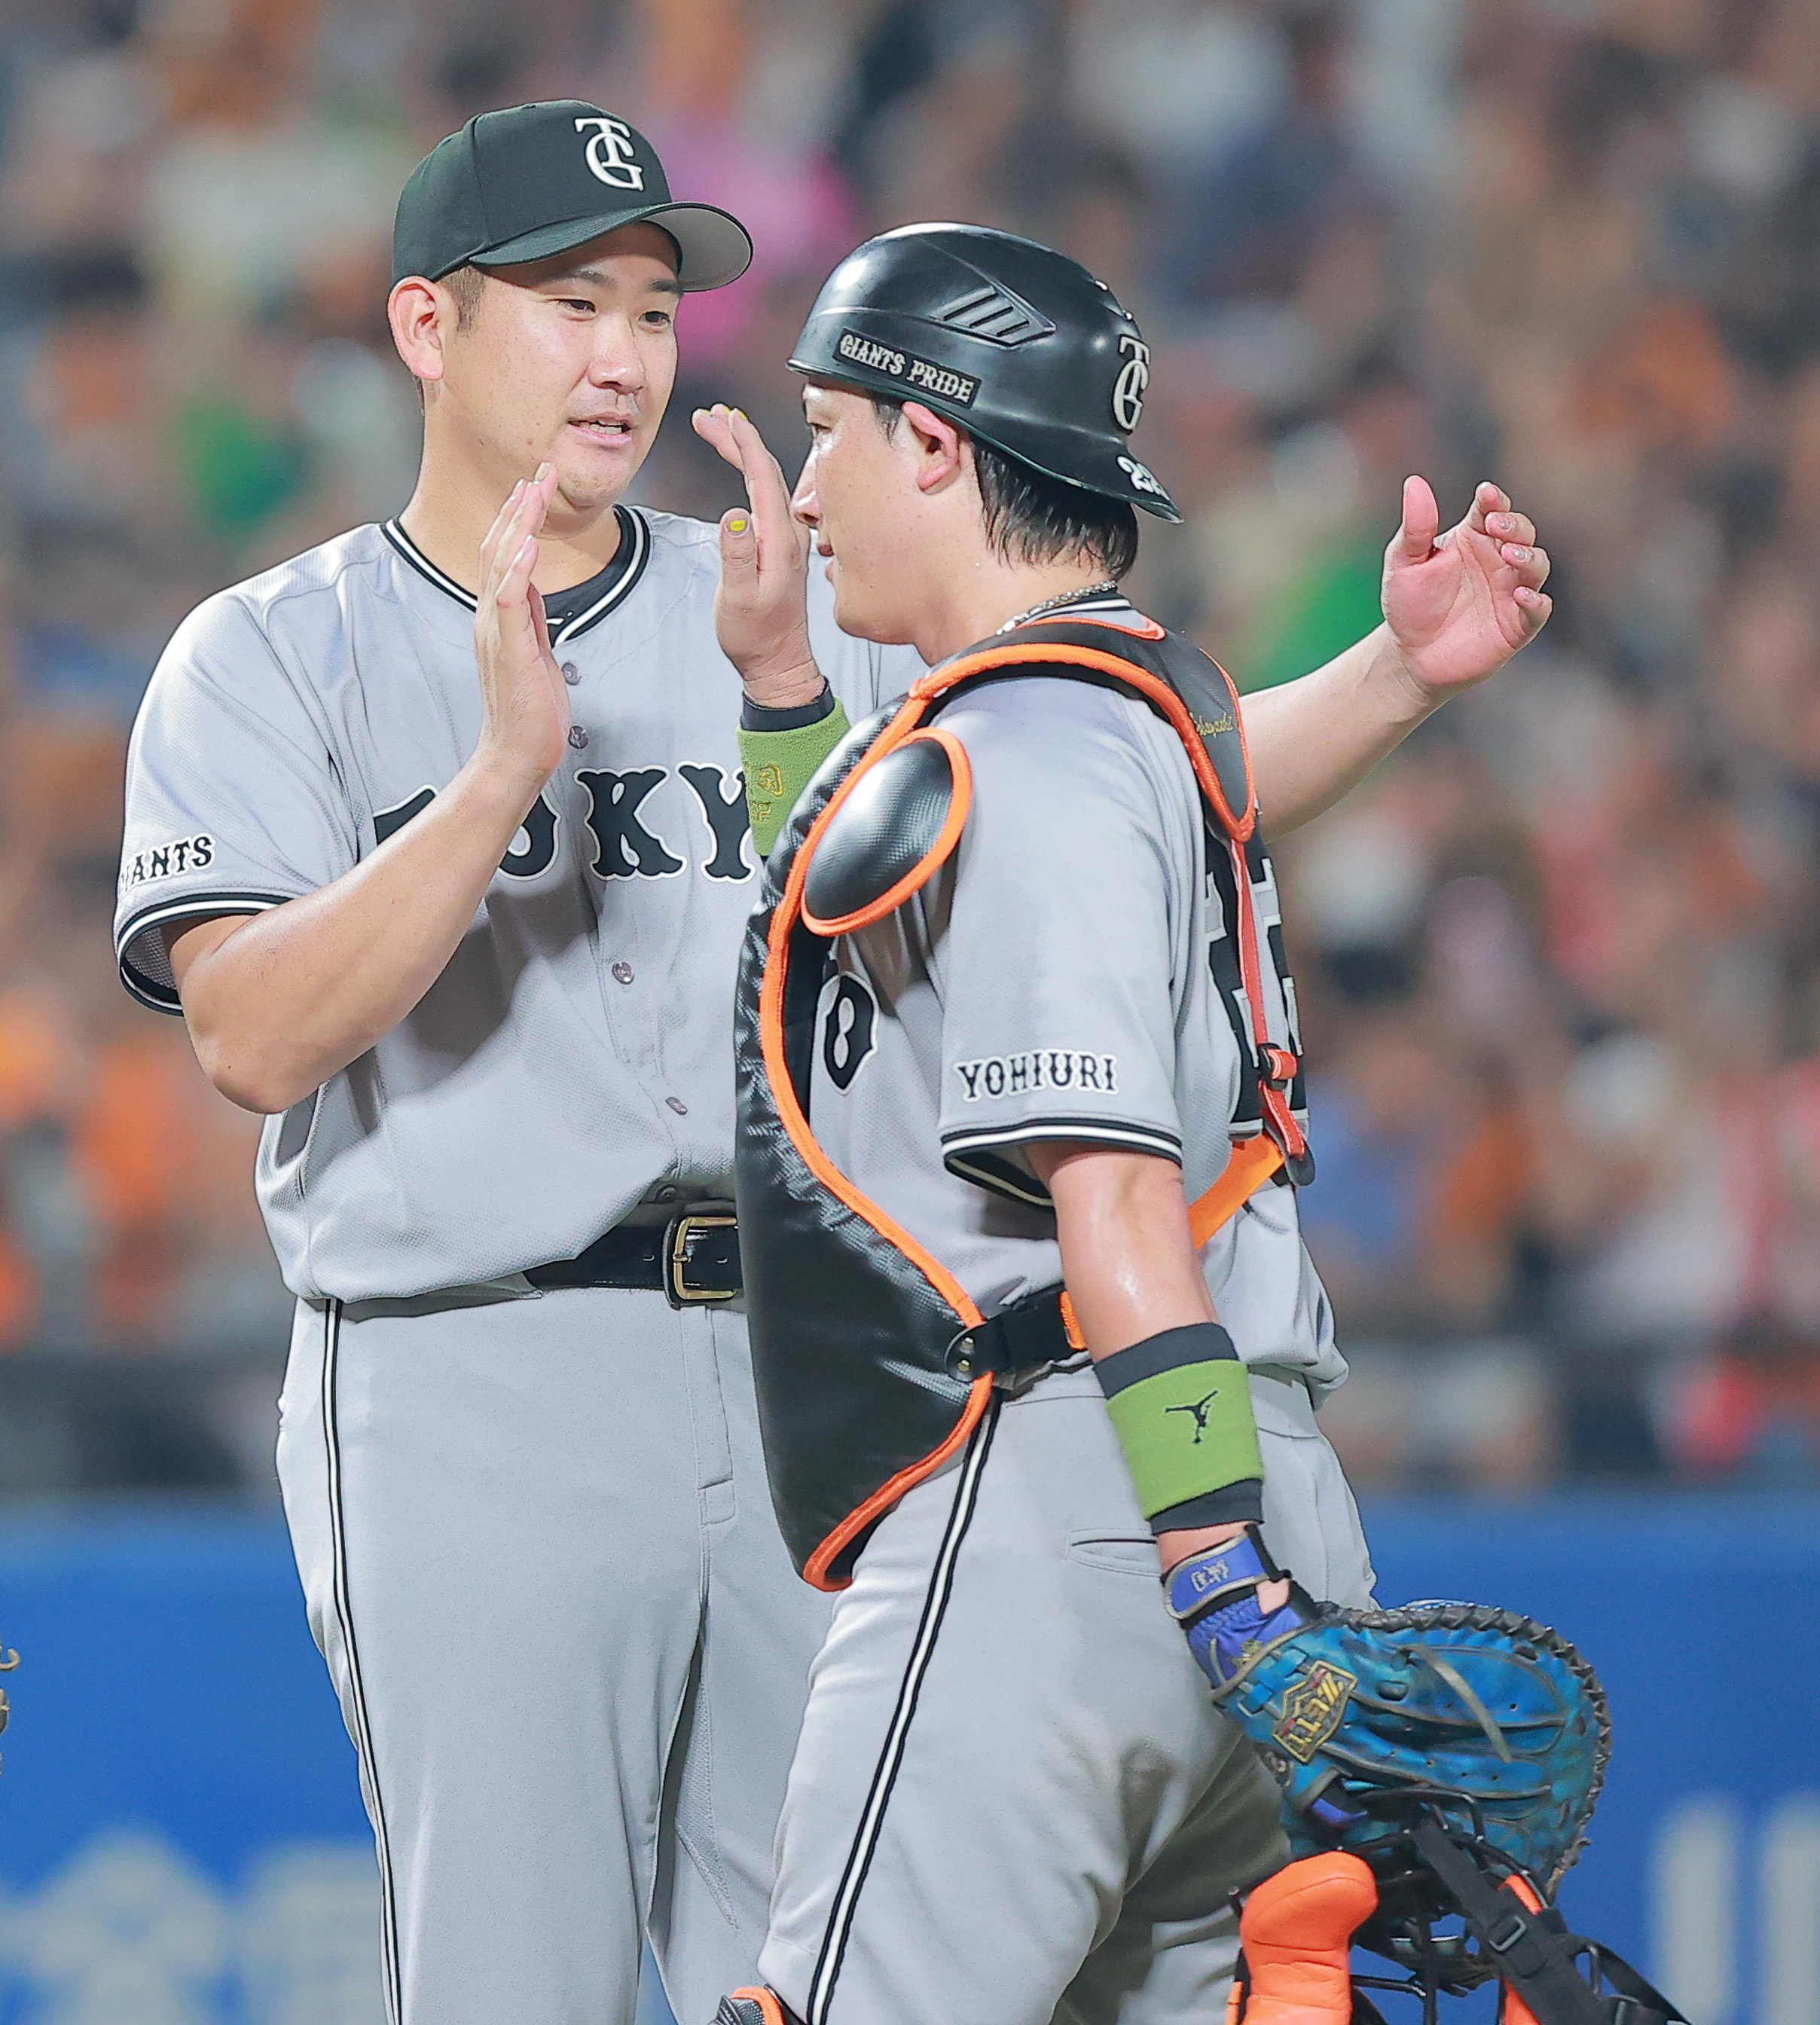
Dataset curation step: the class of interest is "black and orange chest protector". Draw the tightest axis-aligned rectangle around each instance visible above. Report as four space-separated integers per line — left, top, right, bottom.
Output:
733 616 1312 1589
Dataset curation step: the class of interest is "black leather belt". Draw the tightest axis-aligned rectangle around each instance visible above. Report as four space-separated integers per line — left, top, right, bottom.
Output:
525 1210 741 1306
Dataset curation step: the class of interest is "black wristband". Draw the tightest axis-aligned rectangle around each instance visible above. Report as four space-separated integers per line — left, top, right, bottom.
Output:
741 685 836 731
1148 1480 1265 1534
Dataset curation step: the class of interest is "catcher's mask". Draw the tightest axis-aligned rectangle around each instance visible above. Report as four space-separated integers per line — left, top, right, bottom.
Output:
789 223 1180 522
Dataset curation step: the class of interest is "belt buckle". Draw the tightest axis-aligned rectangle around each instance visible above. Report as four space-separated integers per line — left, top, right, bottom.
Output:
665 1211 738 1307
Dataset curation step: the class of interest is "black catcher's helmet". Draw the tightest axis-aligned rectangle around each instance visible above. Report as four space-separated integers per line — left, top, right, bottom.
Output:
789 222 1180 522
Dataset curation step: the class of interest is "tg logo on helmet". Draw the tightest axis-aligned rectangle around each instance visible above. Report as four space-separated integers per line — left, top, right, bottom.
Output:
1111 334 1151 432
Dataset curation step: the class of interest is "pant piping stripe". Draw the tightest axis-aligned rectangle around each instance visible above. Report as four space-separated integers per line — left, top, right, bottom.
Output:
804 1397 1000 2025
322 1297 405 2024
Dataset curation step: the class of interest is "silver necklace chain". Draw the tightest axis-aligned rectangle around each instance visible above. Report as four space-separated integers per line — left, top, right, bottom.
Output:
997 580 1120 632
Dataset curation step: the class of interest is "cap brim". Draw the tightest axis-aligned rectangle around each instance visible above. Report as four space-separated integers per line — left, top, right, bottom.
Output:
472 201 753 292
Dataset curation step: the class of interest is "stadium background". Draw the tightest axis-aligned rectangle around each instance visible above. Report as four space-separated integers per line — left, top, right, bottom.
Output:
1 0 1817 2017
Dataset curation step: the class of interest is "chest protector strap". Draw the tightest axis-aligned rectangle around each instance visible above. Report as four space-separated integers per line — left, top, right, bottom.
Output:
733 615 1311 1589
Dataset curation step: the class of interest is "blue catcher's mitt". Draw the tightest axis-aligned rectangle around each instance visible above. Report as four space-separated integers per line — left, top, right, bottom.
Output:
1170 1531 1682 2025
1166 1532 1610 1895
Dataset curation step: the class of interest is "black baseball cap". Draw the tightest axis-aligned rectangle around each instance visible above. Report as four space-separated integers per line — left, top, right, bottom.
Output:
392 100 753 292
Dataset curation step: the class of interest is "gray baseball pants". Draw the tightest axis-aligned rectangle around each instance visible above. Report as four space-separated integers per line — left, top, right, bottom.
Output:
276 1284 832 2025
757 1364 1376 2025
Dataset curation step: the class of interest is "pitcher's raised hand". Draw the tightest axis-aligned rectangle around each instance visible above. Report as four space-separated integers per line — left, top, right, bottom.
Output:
473 463 572 803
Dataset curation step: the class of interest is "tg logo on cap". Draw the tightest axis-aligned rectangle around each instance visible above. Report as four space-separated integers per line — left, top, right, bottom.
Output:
576 115 646 191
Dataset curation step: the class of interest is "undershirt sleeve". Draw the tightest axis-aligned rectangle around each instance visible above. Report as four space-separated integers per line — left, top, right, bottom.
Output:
115 592 357 1012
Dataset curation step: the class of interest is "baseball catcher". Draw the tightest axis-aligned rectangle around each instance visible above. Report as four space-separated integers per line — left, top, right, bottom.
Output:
711 221 1661 2025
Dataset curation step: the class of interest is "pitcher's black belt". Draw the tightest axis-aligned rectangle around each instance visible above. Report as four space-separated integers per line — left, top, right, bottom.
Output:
525 1210 741 1306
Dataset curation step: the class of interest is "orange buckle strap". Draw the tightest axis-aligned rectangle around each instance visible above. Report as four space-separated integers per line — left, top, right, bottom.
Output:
1495 1878 1545 2025
1259 1042 1299 1093
1225 831 1313 1184
1256 1040 1314 1182
1189 1136 1286 1250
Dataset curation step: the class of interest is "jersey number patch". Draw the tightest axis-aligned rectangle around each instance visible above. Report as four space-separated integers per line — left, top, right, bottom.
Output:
820 972 878 1091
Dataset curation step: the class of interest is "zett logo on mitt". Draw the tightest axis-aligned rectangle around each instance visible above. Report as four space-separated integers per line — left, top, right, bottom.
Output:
1273 1660 1357 1763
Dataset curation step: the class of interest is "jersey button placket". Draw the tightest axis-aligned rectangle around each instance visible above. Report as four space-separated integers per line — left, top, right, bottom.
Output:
611 961 634 985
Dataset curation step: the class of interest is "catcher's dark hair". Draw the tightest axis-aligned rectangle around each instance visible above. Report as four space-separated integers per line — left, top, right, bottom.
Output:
857 387 1139 581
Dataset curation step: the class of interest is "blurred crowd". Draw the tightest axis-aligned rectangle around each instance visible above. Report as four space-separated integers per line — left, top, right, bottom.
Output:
0 0 1815 1492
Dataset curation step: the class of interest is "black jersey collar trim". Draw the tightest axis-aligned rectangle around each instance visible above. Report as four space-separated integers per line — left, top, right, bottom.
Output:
382 505 651 643
380 518 475 610
546 507 650 642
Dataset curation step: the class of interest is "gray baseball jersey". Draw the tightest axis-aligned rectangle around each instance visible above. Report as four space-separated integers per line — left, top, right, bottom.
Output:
800 615 1345 1389
113 508 919 1301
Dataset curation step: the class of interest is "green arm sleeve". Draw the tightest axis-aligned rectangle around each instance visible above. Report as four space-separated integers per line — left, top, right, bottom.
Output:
1103 1361 1264 1516
739 698 852 858
1094 1323 1265 1530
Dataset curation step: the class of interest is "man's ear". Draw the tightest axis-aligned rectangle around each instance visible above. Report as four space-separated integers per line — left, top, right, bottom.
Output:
389 277 450 389
900 400 967 495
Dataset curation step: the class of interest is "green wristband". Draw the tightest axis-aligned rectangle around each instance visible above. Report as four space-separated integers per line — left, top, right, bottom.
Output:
739 700 852 857
1096 1325 1264 1522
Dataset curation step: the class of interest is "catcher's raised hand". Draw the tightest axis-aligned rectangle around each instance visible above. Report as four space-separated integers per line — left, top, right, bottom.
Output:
1382 477 1552 699
691 402 823 709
